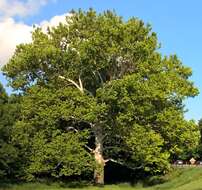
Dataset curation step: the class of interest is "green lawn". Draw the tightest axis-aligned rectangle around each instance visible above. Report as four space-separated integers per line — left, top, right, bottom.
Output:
1 168 202 190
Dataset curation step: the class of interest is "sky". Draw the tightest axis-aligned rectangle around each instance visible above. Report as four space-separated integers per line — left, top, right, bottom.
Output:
0 0 202 121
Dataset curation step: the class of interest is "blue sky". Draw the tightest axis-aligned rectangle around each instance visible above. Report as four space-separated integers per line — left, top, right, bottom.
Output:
0 0 202 121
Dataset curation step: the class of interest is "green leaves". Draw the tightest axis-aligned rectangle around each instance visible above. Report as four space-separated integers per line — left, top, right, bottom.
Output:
0 83 21 178
11 86 98 179
2 9 158 95
1 9 199 180
126 124 170 172
0 83 8 104
27 131 94 179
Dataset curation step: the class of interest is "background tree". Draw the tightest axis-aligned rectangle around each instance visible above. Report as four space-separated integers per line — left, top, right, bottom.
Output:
198 119 202 143
195 119 202 159
2 9 199 184
0 83 21 179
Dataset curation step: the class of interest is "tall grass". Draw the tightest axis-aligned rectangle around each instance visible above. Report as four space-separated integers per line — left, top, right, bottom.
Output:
1 168 202 190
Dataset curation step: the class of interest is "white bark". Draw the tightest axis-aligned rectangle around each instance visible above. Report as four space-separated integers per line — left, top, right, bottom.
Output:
93 125 105 185
59 75 84 94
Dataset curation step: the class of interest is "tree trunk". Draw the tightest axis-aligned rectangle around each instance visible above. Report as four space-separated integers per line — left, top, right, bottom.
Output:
94 126 105 185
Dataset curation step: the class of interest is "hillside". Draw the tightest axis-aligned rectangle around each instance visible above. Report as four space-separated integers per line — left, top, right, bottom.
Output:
149 167 202 190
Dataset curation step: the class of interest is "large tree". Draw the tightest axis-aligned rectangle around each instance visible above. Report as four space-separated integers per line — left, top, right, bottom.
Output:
3 9 199 184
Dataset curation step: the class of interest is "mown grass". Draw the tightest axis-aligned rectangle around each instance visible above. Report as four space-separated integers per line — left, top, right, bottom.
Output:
1 167 202 190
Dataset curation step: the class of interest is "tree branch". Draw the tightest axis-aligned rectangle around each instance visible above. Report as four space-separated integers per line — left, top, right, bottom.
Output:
79 75 84 93
105 159 144 170
65 126 78 132
59 75 84 94
84 145 93 152
65 126 94 153
93 69 104 86
96 71 104 85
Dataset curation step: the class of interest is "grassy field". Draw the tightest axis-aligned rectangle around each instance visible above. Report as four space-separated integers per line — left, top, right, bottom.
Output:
1 167 202 190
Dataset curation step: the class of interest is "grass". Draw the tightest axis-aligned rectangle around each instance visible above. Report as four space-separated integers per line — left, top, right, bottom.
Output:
1 167 202 190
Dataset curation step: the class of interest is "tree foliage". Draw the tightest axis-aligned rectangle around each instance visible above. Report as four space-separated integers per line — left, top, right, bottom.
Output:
2 9 200 182
0 83 21 178
12 87 95 179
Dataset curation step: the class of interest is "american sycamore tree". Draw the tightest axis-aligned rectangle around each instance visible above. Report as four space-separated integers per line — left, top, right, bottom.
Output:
3 9 199 184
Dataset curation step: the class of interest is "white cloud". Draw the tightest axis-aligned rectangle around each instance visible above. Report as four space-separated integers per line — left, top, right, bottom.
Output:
40 13 70 32
0 18 32 67
0 0 55 19
0 13 69 67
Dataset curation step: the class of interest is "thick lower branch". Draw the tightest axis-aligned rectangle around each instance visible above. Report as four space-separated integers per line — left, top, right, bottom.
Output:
105 158 144 170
